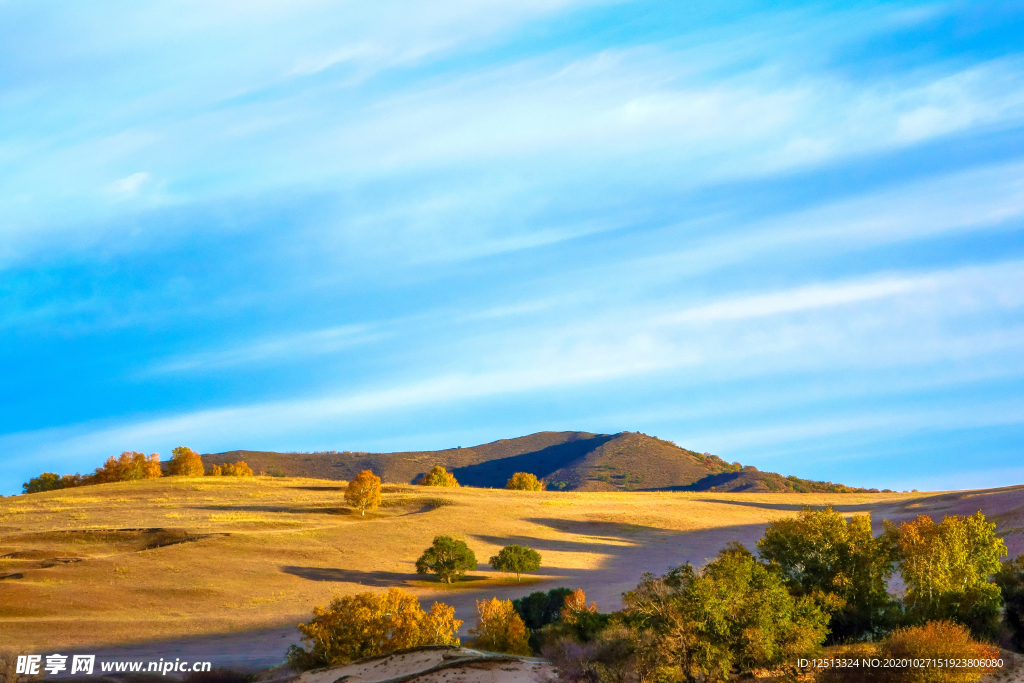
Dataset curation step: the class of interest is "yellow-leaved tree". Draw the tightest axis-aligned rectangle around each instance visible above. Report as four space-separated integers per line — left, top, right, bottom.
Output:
468 597 532 655
505 472 542 491
168 446 205 477
421 465 460 487
94 451 162 482
286 588 461 670
559 588 598 624
345 469 382 516
206 461 253 477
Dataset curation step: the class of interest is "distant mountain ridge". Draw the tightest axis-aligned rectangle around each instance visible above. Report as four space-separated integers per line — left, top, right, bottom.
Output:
205 431 880 493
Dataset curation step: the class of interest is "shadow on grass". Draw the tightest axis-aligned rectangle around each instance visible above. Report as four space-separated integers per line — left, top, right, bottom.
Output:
286 485 345 491
690 499 896 513
280 566 415 586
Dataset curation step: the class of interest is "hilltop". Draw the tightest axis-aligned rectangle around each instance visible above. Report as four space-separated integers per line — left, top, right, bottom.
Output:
207 431 877 493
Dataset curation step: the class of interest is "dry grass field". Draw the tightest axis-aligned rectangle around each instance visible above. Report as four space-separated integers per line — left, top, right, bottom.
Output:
2 477 1023 661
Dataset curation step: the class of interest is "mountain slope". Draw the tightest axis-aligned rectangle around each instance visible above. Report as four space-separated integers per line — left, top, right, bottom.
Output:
205 431 875 493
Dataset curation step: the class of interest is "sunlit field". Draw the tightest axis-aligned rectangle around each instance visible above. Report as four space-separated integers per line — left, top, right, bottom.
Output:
4 477 1020 652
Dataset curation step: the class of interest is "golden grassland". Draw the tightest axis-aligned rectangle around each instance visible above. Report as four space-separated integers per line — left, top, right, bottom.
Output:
0 477 991 651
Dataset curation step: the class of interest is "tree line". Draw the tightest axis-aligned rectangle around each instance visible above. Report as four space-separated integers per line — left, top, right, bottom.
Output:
22 446 253 493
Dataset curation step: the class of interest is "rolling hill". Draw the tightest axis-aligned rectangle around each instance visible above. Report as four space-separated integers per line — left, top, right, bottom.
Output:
205 431 879 493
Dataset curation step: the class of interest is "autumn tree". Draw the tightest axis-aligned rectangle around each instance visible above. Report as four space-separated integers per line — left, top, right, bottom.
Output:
168 446 205 477
94 452 161 483
344 469 382 515
757 506 899 639
885 511 1006 640
469 597 532 655
285 588 461 670
506 472 543 491
421 465 459 487
222 461 253 477
490 544 541 582
622 543 832 683
560 588 599 624
415 535 477 583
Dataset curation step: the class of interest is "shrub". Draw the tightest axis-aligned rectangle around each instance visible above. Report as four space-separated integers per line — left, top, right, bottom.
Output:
421 465 459 487
344 469 382 516
490 544 541 582
506 472 542 491
469 597 532 655
285 588 461 670
875 621 1000 683
542 624 651 683
168 447 205 477
415 535 477 583
94 452 162 483
22 472 65 494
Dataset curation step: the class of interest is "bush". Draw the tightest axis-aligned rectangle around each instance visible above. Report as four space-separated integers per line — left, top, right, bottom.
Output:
542 624 653 683
490 544 541 582
469 597 532 655
344 469 382 515
876 621 999 683
168 447 205 477
285 588 461 670
506 472 543 491
415 535 477 583
421 465 459 487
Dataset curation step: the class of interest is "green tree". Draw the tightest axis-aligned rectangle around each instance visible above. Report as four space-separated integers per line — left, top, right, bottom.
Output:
490 544 541 582
512 587 573 630
285 588 461 670
22 472 65 494
421 465 460 487
415 535 477 583
622 543 832 683
344 469 382 516
757 506 899 639
168 446 205 477
506 472 543 491
885 512 1006 640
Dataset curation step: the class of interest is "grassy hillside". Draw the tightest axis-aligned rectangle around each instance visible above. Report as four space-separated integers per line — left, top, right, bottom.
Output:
207 431 876 493
0 475 947 652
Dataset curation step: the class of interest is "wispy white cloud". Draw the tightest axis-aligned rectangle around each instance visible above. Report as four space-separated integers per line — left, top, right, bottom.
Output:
142 324 380 375
107 171 151 196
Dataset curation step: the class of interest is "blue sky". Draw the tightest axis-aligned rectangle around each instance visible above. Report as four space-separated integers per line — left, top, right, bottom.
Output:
2 0 1023 495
